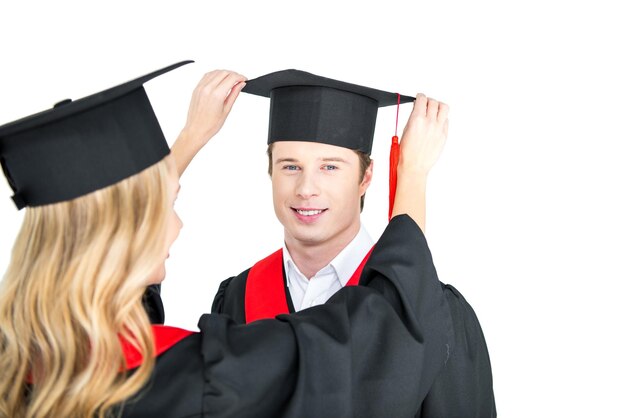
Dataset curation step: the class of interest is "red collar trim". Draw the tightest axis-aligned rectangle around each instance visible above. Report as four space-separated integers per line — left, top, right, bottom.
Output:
121 325 195 370
244 246 375 323
245 249 287 323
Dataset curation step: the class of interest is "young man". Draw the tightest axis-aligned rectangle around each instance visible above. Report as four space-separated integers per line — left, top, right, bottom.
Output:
212 70 496 417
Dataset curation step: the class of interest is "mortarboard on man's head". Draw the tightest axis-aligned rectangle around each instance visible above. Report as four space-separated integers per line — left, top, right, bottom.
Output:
242 69 414 155
0 60 193 210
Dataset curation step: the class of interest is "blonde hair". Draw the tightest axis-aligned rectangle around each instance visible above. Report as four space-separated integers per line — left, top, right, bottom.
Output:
0 157 172 418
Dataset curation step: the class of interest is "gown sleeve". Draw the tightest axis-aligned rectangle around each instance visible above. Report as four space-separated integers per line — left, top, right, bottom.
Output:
196 214 453 418
417 284 496 418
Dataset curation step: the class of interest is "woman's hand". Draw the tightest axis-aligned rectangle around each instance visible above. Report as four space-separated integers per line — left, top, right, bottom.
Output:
172 70 247 175
392 94 449 231
398 94 449 175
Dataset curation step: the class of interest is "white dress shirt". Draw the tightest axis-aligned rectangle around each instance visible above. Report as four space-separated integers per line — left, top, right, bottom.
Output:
283 224 374 312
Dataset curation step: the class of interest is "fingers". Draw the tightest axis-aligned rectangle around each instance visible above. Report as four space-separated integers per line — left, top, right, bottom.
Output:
224 80 246 114
193 70 224 94
200 70 232 88
218 72 246 116
397 92 449 174
437 102 449 124
412 93 447 122
183 69 247 144
210 71 246 91
220 72 247 98
426 98 439 120
415 93 428 117
196 70 246 98
188 70 247 122
196 70 247 101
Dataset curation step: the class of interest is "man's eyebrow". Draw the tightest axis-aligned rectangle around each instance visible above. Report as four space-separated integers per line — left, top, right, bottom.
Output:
273 157 350 164
274 157 299 164
321 157 349 163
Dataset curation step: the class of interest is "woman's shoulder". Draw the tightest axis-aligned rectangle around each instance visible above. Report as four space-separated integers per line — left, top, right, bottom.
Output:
121 325 204 417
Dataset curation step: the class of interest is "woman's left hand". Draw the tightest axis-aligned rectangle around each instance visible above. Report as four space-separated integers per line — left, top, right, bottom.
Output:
182 70 247 146
173 70 247 175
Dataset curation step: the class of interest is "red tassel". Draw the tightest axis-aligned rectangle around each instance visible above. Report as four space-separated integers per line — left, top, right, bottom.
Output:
389 135 400 220
389 93 401 220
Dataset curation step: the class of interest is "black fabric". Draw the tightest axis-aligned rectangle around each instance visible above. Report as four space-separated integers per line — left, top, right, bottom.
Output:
0 61 192 209
268 86 379 153
242 69 414 154
211 272 248 324
124 215 452 417
142 284 165 325
416 285 497 417
282 262 295 313
212 242 496 417
210 262 294 322
120 332 205 417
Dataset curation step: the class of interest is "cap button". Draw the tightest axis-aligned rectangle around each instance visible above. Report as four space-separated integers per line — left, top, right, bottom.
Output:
54 99 73 108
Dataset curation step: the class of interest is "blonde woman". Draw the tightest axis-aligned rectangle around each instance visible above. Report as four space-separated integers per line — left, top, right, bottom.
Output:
0 62 452 418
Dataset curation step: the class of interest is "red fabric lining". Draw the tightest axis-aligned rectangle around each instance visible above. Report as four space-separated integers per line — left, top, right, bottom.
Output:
245 249 288 323
245 246 375 323
122 325 195 370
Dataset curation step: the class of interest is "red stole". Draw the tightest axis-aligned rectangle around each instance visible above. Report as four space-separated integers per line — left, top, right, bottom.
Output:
245 246 375 323
121 325 194 370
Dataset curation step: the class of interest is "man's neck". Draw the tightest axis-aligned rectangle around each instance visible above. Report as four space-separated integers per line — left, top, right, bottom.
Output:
285 225 361 280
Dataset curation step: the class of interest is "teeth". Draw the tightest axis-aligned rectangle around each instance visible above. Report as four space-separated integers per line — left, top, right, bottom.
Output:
296 209 323 216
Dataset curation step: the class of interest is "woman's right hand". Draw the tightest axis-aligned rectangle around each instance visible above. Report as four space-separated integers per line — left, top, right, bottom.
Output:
398 93 449 176
173 70 247 175
391 94 449 229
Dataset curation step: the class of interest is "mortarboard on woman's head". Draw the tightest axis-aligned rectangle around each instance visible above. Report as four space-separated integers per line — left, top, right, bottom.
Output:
0 61 193 210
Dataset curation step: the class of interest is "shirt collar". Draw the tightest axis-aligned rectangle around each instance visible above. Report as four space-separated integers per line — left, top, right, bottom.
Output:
283 224 374 287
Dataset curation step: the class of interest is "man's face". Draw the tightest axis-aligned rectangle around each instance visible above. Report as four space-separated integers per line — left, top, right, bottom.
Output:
271 141 372 251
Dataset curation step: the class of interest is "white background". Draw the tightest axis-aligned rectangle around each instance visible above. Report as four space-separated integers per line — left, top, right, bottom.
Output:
1 1 624 416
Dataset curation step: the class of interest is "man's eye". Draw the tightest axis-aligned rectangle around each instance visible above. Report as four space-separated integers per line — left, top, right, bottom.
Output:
323 165 338 171
283 165 299 171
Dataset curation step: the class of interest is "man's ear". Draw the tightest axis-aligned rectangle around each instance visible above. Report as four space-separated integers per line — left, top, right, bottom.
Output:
359 159 374 196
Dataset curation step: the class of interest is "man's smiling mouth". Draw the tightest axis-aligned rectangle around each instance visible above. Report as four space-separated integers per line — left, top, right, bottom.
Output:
292 208 327 216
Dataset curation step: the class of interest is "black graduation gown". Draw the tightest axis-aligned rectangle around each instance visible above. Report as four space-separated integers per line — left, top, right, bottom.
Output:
122 215 452 418
212 230 497 418
143 284 165 324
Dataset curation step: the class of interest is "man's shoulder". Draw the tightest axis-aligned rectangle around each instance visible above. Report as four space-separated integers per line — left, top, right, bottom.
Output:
212 268 251 308
211 249 284 321
211 269 251 322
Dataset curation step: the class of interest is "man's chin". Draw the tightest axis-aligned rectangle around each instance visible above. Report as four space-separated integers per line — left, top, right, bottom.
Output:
286 229 329 247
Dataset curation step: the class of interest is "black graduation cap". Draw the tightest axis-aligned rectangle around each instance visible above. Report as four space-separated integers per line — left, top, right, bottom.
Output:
0 60 193 210
242 69 415 154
